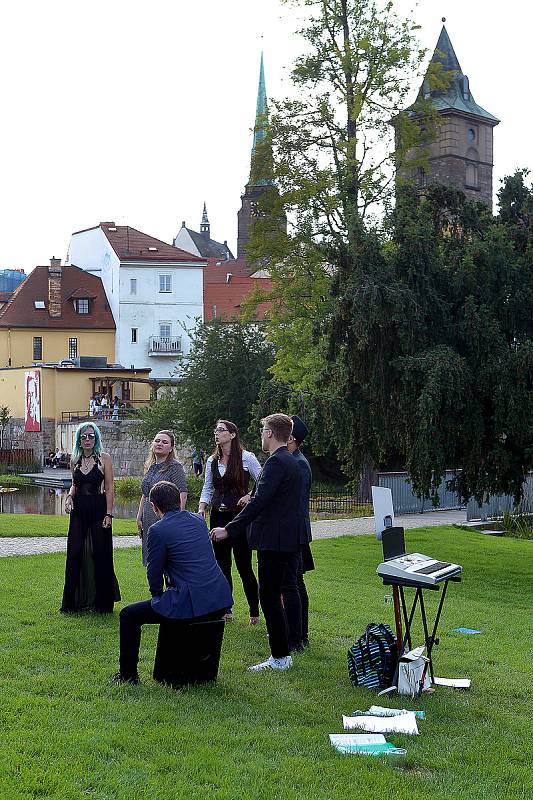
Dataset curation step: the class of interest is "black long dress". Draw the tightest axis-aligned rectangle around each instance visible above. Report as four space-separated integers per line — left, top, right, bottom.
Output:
60 460 121 613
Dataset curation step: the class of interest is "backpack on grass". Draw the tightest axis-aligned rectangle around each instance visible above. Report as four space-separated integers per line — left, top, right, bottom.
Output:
347 623 398 690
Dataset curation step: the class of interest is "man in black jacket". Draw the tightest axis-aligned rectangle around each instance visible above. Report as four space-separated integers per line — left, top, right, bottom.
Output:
211 413 300 671
284 415 314 650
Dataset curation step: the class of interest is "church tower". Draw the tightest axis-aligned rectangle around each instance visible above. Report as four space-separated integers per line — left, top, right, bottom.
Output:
400 23 499 207
237 53 281 262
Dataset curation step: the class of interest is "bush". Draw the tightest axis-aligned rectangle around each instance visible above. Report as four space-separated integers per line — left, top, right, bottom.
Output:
114 476 141 500
501 511 533 540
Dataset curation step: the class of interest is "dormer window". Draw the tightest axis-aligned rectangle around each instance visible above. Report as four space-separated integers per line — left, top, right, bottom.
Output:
148 246 158 252
75 298 90 314
462 76 470 101
34 300 45 309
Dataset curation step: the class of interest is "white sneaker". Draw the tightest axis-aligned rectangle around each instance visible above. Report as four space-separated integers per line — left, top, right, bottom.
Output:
248 655 293 672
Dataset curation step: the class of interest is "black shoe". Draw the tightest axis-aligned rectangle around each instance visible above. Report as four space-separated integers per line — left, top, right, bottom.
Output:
110 671 140 685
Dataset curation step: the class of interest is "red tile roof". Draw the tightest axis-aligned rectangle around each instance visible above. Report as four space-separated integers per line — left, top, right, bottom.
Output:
204 274 272 322
203 257 254 284
73 222 206 264
0 264 115 329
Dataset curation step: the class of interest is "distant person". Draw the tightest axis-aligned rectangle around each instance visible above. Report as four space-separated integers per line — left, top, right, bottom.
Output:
94 394 102 419
111 397 120 421
282 415 314 651
211 414 301 671
53 448 64 468
45 451 55 468
61 422 120 614
100 394 109 419
191 447 204 477
136 431 188 567
199 420 261 625
89 397 96 417
112 481 232 685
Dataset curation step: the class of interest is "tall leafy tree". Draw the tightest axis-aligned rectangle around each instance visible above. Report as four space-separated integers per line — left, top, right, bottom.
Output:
137 319 274 451
320 176 533 502
245 0 444 392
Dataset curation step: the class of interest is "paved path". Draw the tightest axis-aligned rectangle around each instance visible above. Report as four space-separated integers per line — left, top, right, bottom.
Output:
0 510 466 557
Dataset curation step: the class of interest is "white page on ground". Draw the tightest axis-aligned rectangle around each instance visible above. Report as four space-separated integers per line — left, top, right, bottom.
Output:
329 734 386 747
434 677 471 688
343 713 419 735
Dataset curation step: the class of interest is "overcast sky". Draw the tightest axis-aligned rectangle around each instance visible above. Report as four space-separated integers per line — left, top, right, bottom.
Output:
0 0 529 273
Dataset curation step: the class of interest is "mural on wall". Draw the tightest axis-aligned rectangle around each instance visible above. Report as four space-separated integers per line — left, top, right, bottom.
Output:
24 370 41 432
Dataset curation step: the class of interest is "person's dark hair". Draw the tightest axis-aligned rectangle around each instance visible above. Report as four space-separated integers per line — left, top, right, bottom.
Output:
211 419 247 495
149 481 181 514
262 413 293 444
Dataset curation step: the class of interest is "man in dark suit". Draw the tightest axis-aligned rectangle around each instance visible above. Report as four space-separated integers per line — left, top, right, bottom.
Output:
284 415 314 650
211 413 301 671
113 481 232 684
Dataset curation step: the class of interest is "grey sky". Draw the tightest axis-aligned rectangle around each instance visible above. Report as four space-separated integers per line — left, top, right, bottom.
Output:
0 0 528 273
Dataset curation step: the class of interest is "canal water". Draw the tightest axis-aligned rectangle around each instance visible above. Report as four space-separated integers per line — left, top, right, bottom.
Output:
0 484 139 519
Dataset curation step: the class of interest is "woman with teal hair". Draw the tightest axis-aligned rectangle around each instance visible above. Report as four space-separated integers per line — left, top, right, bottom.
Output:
61 422 120 613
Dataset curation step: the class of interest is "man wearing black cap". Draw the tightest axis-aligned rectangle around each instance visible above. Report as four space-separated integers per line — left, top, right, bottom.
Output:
283 414 314 651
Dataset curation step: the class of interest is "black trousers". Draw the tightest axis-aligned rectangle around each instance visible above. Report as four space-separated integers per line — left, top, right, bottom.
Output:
119 600 224 679
257 550 300 659
281 550 309 649
211 508 259 617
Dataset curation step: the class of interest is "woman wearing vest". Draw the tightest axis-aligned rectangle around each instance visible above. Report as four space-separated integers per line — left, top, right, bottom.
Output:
198 419 261 624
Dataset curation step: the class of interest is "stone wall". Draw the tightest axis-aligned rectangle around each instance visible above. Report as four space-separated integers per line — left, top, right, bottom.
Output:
3 417 56 466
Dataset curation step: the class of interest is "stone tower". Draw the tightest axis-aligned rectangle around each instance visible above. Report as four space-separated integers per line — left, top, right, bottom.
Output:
237 53 281 262
400 24 499 207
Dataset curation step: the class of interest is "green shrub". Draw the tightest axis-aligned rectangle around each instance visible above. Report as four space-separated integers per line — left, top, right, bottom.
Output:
114 476 141 500
501 511 533 540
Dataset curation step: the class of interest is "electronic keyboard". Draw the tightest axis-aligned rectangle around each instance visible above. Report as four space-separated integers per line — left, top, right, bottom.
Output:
377 552 462 587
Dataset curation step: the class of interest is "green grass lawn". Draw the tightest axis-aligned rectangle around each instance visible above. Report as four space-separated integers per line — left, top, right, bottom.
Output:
0 527 531 799
0 514 137 536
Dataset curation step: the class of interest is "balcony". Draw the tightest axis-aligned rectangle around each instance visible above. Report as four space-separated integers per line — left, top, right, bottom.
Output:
148 335 182 356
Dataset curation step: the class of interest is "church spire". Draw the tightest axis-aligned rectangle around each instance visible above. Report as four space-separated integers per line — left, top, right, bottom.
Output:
200 202 210 239
251 52 267 165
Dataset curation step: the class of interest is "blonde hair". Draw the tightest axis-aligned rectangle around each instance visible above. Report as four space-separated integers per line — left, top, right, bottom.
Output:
143 430 181 474
261 413 293 443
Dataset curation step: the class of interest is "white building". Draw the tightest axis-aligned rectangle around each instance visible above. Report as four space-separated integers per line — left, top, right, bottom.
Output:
67 222 205 380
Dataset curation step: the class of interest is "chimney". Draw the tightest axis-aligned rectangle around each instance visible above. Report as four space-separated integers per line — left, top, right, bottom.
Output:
48 257 62 318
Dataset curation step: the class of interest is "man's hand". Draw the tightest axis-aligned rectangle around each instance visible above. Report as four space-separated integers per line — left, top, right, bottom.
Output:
136 516 143 538
210 527 229 543
237 493 251 507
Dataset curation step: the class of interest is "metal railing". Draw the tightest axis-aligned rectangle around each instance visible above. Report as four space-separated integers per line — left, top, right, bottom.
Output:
309 491 371 515
148 336 182 355
61 405 147 423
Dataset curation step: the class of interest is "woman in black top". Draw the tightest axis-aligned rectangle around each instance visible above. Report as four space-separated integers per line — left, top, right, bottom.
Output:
61 422 120 614
199 420 261 624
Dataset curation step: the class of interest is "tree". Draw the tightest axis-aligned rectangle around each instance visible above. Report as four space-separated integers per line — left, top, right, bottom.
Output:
319 178 533 502
245 0 444 392
137 319 274 451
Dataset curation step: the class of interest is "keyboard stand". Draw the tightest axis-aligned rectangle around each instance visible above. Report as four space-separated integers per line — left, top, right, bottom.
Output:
383 576 461 686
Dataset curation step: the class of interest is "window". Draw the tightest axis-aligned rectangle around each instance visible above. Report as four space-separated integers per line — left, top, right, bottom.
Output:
467 128 476 142
130 278 137 295
34 300 45 309
159 323 171 340
131 328 138 343
75 298 90 314
33 337 42 361
68 338 77 359
159 275 171 293
465 147 480 189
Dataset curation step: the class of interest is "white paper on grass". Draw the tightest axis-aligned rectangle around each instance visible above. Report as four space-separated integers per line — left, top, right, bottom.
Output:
434 677 471 688
329 734 387 747
343 713 419 735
